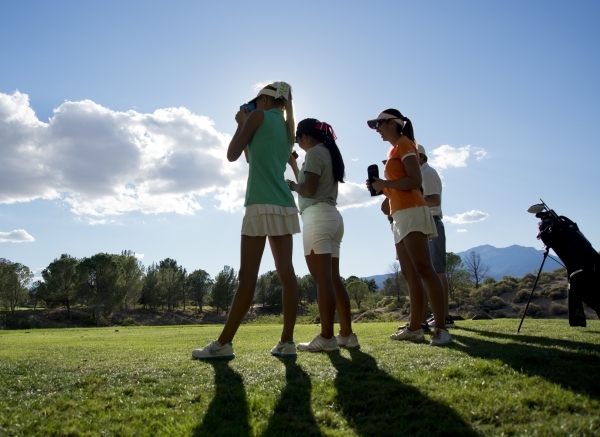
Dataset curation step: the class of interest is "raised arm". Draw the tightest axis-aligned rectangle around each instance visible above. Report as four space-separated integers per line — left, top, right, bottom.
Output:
227 110 264 162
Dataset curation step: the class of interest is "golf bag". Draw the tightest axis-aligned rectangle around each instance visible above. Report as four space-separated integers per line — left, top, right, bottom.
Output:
536 209 600 325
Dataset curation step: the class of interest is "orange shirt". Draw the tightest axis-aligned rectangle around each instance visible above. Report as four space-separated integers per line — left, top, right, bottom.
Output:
383 136 427 214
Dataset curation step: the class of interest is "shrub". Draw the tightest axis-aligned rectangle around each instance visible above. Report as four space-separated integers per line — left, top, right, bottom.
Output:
521 303 545 317
0 315 41 330
123 317 136 326
548 287 567 300
486 296 508 310
513 289 530 303
550 303 568 315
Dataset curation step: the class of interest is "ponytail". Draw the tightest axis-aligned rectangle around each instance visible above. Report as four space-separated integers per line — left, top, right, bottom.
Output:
381 108 415 143
296 119 345 183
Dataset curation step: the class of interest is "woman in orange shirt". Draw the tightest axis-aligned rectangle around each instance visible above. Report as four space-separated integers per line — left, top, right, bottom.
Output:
367 109 451 345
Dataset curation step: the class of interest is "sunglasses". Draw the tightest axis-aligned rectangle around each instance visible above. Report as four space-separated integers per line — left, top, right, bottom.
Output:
374 118 399 129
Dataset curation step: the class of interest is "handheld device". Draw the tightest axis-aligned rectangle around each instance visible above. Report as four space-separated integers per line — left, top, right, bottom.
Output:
239 101 256 112
292 150 298 159
367 164 382 196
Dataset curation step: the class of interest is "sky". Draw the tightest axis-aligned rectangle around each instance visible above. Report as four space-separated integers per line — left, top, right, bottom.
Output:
1 1 599 281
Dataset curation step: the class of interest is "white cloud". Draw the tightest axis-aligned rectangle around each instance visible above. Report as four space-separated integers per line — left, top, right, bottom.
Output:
0 91 246 216
445 210 489 224
428 144 488 170
351 158 359 162
0 229 35 243
456 229 468 233
337 181 380 211
134 253 145 259
88 219 119 226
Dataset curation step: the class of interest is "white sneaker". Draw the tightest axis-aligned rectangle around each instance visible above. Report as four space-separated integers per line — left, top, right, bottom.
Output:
192 340 235 360
390 327 424 341
270 340 297 357
430 328 452 346
336 332 360 348
297 334 339 352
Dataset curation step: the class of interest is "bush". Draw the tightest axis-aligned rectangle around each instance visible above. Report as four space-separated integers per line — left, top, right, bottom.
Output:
522 303 545 317
486 296 508 310
0 315 41 330
547 287 567 300
513 289 530 303
550 303 568 315
123 317 136 326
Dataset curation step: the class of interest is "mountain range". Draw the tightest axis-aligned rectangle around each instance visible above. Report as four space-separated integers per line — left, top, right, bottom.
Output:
363 244 565 289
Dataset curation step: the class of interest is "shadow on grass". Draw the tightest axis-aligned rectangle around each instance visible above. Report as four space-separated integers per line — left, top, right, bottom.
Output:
263 357 322 437
454 327 600 401
329 349 479 437
193 361 250 437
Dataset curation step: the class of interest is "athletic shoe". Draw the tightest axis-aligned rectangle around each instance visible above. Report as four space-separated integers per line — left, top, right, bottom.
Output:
445 316 456 328
426 316 435 324
390 327 424 341
398 322 409 331
192 340 235 360
270 340 297 357
421 322 431 333
297 334 339 352
430 328 452 346
336 332 360 348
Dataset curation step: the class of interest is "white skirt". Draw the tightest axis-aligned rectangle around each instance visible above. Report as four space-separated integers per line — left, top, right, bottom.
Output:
241 204 301 237
391 206 438 244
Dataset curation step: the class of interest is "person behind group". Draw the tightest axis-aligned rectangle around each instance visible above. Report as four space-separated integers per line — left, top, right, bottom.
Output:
192 82 300 359
287 119 359 352
417 144 455 329
366 109 452 345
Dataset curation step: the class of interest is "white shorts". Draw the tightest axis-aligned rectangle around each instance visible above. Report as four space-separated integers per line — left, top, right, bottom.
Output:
241 204 300 237
301 202 343 257
391 205 438 244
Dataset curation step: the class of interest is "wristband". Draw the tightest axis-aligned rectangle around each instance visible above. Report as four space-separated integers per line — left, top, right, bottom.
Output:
286 179 294 191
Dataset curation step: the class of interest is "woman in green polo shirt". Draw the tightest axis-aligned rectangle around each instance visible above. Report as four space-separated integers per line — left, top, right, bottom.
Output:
192 82 300 360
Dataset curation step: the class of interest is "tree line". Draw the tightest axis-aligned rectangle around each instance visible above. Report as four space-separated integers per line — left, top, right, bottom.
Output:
0 250 490 325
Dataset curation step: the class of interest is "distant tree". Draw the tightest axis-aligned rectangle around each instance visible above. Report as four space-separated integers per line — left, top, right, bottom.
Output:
78 253 123 326
140 263 160 310
347 280 369 310
0 259 33 314
363 278 379 293
298 274 317 305
463 251 490 289
40 254 79 319
345 276 361 285
211 266 238 315
386 262 407 300
345 276 378 293
187 269 212 313
157 258 184 311
28 280 43 310
118 251 145 310
446 252 465 299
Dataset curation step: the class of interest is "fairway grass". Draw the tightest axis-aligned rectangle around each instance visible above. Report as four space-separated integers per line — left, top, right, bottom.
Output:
1 320 599 436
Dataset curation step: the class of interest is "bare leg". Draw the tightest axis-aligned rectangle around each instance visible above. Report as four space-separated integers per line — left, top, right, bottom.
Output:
218 235 266 344
305 252 336 339
421 272 450 321
332 257 353 337
269 234 298 343
396 241 426 331
402 232 446 330
421 287 429 323
439 272 449 317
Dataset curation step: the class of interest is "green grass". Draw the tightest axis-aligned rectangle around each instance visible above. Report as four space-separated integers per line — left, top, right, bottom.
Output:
1 320 599 436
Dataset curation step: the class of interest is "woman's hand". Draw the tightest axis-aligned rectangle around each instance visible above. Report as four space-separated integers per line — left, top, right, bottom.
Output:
371 177 385 194
235 108 251 125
